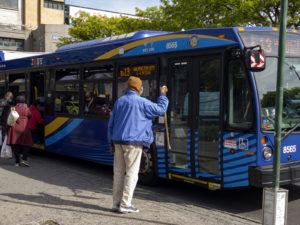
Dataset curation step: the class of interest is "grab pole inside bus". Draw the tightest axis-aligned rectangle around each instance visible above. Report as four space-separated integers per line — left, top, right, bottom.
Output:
164 112 171 151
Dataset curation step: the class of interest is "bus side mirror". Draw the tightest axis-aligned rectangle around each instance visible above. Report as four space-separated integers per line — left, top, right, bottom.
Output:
245 45 266 72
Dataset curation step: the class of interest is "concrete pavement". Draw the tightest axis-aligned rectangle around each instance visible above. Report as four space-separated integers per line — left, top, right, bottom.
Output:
0 153 260 225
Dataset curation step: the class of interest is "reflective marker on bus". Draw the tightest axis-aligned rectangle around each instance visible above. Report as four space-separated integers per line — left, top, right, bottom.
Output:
0 27 300 189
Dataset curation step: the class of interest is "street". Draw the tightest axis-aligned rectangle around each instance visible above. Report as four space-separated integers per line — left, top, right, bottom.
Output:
0 152 298 225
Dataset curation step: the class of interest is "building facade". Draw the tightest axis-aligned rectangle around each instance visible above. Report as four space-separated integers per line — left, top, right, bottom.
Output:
0 0 27 51
0 0 141 53
0 0 69 52
24 0 66 30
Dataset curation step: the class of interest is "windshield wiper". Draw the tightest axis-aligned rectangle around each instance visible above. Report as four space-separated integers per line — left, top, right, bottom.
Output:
285 62 300 81
282 121 300 140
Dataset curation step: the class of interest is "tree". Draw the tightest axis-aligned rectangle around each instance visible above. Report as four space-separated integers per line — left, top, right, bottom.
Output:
144 0 300 29
57 0 300 47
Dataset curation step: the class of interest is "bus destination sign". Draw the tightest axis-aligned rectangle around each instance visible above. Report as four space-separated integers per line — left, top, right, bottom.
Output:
119 64 156 77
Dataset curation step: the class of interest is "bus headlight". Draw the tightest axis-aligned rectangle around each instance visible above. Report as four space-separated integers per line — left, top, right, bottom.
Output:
263 146 273 160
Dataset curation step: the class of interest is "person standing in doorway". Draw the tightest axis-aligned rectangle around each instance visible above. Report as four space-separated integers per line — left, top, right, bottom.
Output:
108 76 168 214
7 96 33 167
29 100 44 143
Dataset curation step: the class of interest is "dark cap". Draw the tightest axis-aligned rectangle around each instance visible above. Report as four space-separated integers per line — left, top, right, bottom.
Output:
16 95 25 103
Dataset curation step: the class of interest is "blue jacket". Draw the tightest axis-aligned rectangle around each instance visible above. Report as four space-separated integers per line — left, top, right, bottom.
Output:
108 89 169 148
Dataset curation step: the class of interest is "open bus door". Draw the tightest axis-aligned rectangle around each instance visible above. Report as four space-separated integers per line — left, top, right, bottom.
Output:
167 56 222 188
29 71 45 148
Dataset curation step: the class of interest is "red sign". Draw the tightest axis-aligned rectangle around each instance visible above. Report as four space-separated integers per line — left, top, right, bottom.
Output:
250 50 265 69
224 139 237 149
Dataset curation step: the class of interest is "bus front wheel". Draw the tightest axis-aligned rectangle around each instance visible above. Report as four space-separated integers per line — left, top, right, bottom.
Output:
139 146 158 186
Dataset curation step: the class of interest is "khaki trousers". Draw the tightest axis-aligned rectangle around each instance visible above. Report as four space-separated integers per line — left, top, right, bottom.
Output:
113 144 142 207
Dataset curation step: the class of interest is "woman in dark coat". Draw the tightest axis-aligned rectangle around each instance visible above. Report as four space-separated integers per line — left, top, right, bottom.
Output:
7 96 33 167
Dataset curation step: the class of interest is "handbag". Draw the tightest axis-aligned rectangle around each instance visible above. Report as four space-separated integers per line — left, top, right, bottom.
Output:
7 107 19 126
0 135 12 159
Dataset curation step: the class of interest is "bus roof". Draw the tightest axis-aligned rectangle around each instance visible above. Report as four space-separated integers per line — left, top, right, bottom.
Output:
0 50 46 62
2 27 293 71
56 30 169 53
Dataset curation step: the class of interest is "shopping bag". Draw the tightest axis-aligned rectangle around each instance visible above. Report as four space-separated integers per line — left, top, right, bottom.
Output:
7 107 19 126
1 135 12 159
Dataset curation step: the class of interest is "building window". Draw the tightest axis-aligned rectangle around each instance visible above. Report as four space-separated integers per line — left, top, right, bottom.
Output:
44 0 64 10
0 37 24 51
0 0 18 10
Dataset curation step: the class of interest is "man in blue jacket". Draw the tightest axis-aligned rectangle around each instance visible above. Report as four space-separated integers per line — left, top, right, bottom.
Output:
108 76 168 214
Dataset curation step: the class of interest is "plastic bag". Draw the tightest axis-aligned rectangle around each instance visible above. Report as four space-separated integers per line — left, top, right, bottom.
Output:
1 135 12 158
7 107 19 126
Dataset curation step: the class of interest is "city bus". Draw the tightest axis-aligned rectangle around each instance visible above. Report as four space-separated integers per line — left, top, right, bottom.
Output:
0 27 300 190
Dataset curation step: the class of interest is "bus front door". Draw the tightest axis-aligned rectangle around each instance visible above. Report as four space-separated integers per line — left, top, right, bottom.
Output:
167 56 222 185
168 60 194 177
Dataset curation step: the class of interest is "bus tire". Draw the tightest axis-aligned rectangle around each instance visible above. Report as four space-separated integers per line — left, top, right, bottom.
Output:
139 145 159 186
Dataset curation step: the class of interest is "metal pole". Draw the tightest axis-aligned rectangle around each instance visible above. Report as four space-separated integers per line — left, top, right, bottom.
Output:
274 0 288 189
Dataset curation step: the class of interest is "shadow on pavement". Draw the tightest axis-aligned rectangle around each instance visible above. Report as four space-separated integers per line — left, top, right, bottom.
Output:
0 193 175 225
1 151 300 223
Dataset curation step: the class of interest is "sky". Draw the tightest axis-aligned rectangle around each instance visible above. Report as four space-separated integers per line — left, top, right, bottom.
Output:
65 0 161 15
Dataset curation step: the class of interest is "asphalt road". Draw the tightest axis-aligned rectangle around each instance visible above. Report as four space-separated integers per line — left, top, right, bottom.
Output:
0 151 299 225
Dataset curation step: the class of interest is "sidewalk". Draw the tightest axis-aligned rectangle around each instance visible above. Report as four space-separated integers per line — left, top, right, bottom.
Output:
0 155 260 225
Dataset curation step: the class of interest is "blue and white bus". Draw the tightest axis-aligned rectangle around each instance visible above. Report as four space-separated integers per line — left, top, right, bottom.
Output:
0 27 300 189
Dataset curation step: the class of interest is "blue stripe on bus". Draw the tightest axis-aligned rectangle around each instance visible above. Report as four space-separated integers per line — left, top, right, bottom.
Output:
156 145 167 178
223 150 256 161
45 119 83 146
123 37 236 58
223 167 248 175
223 132 255 139
223 161 257 170
223 173 249 182
223 179 249 187
223 158 256 168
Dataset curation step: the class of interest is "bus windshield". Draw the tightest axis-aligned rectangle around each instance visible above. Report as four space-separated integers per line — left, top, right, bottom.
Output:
254 57 300 131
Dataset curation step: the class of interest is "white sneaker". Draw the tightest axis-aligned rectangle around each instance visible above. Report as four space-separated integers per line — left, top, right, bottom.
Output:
118 205 139 214
21 160 30 167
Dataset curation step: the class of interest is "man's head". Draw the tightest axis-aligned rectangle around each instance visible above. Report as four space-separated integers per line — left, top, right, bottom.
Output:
4 91 13 100
127 76 143 94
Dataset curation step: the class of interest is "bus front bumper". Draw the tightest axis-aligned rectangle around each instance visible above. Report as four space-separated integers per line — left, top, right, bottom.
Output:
249 162 300 187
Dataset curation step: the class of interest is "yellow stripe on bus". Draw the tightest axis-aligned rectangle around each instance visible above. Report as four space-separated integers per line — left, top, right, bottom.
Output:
168 173 220 190
95 34 229 60
45 117 69 137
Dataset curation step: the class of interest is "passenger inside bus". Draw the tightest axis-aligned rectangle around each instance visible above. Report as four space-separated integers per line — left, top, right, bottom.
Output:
93 94 111 117
83 83 112 117
84 91 95 113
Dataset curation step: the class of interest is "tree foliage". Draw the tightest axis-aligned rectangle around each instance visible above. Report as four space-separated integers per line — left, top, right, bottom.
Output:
57 0 300 47
147 0 300 29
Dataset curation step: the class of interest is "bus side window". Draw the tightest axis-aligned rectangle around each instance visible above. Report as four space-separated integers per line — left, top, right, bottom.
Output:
9 73 26 98
83 65 113 117
227 60 254 129
54 68 80 116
